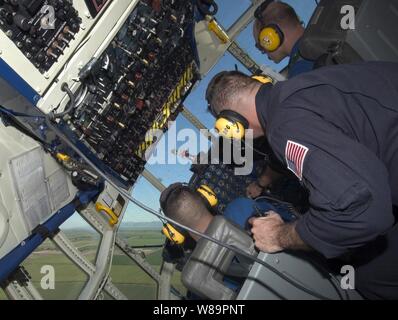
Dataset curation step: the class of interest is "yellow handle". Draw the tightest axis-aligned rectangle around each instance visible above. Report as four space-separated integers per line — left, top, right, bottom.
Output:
56 153 71 162
208 18 230 44
95 203 118 227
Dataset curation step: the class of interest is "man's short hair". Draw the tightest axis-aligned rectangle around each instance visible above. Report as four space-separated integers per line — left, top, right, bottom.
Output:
206 71 257 115
255 1 301 30
162 185 209 229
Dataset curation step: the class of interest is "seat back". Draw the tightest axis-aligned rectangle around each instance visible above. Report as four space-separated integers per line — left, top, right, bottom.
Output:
181 216 256 300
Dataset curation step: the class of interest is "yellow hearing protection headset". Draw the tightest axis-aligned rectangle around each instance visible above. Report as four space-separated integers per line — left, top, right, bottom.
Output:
162 223 186 245
255 0 285 53
160 183 218 244
258 24 284 52
197 184 218 208
214 110 249 140
252 75 273 84
212 74 272 140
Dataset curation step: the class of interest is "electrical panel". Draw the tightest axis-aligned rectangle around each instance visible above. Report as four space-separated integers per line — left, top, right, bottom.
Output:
0 0 200 280
0 0 82 73
1 0 199 187
0 0 122 97
189 158 309 215
0 0 200 187
59 0 199 184
189 162 262 214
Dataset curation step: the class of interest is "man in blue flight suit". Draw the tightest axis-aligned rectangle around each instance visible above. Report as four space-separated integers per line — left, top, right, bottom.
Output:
160 184 296 296
206 62 398 299
253 1 314 78
247 1 316 199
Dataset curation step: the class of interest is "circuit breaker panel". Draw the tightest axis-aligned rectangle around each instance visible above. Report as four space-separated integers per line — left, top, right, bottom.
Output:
0 0 200 283
63 0 199 184
0 0 82 73
1 0 200 187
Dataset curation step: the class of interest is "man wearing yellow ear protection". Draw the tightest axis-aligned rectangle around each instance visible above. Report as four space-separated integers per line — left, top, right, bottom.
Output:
206 62 398 299
253 1 314 78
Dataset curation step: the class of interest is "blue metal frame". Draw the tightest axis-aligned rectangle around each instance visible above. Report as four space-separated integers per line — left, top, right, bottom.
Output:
0 189 99 284
0 59 41 106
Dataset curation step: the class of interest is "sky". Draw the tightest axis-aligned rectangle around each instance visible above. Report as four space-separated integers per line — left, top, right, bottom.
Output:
62 0 317 230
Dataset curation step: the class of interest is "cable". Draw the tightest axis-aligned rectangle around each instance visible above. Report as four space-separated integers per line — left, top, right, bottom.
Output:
44 116 338 300
217 135 269 158
0 106 342 299
244 141 269 157
50 83 76 120
0 106 45 119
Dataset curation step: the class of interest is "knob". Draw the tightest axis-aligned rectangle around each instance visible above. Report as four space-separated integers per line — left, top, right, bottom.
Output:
24 37 34 46
31 46 39 53
56 9 67 21
13 14 31 31
35 52 46 63
69 21 79 33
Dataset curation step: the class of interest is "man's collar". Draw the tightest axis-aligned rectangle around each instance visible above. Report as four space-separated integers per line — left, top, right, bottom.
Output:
291 37 302 55
255 83 273 130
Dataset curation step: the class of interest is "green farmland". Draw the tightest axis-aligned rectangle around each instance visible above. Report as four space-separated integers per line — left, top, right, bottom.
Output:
0 228 186 300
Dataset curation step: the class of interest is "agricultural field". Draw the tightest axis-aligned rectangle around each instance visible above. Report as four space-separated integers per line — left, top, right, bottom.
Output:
0 226 186 300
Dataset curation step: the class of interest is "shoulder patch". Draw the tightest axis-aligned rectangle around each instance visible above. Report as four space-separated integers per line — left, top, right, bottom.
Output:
285 140 309 180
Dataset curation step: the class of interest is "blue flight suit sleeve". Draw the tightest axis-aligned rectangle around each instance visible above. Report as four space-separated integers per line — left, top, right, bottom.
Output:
287 39 315 78
269 113 395 259
288 59 315 78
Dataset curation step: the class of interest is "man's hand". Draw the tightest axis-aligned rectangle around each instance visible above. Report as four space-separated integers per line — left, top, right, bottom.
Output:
249 212 285 253
249 212 312 253
246 181 265 199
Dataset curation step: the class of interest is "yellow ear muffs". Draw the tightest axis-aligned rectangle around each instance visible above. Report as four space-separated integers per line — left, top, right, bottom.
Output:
197 185 218 208
215 117 246 140
258 24 284 52
252 75 273 84
162 224 186 245
215 110 249 140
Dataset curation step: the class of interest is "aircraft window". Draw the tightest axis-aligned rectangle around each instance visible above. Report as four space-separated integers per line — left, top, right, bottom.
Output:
108 178 162 299
128 177 163 220
183 52 248 130
213 0 252 29
61 214 102 265
99 291 115 300
21 239 89 300
146 115 217 186
0 288 7 300
114 177 187 299
109 246 159 299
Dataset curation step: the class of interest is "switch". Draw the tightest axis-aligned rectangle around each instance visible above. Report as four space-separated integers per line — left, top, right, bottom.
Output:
13 13 31 31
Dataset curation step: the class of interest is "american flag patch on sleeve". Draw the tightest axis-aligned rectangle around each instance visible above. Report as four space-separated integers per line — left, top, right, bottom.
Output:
285 140 309 180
